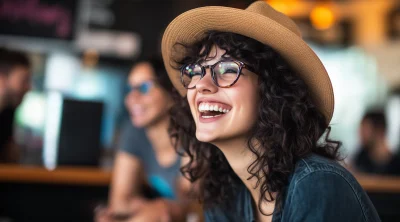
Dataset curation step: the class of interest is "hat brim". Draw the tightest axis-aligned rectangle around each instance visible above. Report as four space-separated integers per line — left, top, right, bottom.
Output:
162 6 334 125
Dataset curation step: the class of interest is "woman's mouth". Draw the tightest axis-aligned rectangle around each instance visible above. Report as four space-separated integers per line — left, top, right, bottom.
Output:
129 105 146 117
198 102 231 120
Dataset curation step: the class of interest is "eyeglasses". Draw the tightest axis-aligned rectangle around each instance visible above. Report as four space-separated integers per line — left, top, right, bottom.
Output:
128 81 155 95
180 60 250 89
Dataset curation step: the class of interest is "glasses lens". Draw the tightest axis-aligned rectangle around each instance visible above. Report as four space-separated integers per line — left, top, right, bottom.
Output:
139 82 152 94
213 61 240 87
181 63 203 88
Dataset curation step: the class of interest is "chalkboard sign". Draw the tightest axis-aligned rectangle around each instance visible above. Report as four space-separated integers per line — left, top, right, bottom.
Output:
0 0 78 40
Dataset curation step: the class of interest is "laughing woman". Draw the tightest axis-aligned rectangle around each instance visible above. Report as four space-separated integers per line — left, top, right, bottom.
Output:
163 1 380 222
96 57 190 222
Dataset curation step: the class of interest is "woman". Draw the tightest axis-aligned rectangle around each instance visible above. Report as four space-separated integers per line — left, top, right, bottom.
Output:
162 2 380 222
98 57 189 222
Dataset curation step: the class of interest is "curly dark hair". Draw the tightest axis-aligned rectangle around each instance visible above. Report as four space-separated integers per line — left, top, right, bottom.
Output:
168 31 341 214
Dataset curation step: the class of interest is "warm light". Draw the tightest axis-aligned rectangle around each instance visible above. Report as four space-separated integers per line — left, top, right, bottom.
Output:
267 0 290 14
266 0 300 16
310 5 335 30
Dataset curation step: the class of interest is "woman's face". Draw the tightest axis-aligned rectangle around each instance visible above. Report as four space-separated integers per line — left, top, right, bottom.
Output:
186 46 260 143
125 62 172 128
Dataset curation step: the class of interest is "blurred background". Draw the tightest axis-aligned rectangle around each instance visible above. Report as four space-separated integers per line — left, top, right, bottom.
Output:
0 0 399 221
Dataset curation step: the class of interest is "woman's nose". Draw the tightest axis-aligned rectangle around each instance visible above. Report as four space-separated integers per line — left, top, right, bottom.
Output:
195 69 218 94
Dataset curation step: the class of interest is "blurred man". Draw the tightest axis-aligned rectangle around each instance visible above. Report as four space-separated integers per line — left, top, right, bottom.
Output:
353 110 400 175
0 48 31 163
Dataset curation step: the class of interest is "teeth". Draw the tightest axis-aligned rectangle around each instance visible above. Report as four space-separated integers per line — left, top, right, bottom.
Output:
200 103 205 111
198 102 231 113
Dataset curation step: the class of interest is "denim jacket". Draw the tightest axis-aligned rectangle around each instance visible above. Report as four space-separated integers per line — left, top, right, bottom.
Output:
205 154 381 222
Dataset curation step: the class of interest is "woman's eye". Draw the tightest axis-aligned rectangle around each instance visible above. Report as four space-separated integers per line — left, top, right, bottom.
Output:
224 69 237 73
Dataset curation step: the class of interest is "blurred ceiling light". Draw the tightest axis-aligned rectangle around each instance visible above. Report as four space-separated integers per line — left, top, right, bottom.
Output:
267 0 289 14
267 0 299 15
310 4 336 30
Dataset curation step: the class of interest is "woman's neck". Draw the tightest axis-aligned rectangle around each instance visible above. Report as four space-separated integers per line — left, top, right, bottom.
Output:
214 137 275 221
215 137 255 182
145 116 170 146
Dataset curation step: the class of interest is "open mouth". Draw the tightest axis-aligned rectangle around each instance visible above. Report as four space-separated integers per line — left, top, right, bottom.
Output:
198 102 231 119
129 105 146 117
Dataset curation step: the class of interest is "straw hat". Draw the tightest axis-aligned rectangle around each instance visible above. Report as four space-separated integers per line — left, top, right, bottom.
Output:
161 1 334 124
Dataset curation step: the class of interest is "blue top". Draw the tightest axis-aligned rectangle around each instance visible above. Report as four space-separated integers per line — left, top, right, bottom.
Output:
119 121 181 199
205 154 381 222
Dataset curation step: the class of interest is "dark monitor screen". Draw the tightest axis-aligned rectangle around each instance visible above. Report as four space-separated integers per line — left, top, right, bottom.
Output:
57 99 103 166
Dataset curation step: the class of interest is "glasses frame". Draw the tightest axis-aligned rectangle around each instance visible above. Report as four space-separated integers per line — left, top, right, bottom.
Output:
180 60 250 89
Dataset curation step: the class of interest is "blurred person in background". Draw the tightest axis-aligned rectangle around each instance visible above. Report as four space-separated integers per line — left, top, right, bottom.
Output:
96 57 191 222
353 110 400 175
0 48 31 163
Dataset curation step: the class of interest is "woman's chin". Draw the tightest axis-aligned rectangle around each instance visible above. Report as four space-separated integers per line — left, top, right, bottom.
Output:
131 117 149 128
195 130 223 144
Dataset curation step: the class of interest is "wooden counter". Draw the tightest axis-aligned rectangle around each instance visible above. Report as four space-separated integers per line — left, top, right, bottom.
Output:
0 164 111 186
355 173 400 193
1 164 400 192
1 165 399 222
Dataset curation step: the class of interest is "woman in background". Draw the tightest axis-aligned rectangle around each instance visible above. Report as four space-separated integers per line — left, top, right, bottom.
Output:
97 57 190 222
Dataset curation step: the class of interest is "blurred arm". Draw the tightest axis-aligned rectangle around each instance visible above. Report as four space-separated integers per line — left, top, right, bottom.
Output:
163 155 198 222
109 151 143 213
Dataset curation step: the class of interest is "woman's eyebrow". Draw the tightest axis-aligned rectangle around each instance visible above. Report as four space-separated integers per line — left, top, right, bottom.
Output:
197 55 216 65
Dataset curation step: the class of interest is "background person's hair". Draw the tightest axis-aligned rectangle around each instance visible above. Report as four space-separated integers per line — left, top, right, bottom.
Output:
0 48 30 76
362 110 387 133
135 56 174 93
168 31 341 214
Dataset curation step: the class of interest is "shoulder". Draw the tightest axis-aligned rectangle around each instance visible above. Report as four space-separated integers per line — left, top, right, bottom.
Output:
292 154 351 182
120 120 146 136
290 154 369 205
281 154 380 222
119 120 149 155
120 120 148 143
